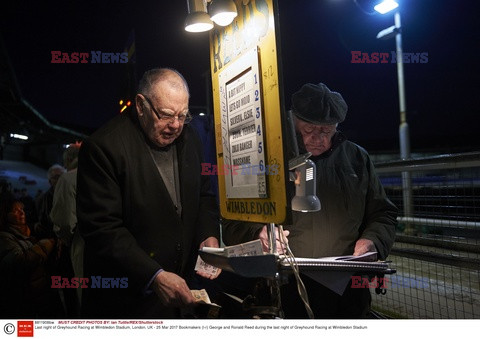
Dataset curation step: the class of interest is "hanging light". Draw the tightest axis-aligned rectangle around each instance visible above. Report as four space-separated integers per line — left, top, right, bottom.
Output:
185 0 213 33
208 0 238 27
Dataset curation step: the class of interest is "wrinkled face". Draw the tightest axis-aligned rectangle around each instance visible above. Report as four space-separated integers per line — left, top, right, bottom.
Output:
136 80 189 148
296 119 337 156
7 202 25 226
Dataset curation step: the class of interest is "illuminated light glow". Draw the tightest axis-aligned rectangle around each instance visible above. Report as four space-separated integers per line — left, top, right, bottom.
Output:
199 112 205 116
210 12 237 26
306 167 314 181
120 105 127 113
242 18 262 45
126 100 131 106
209 0 237 27
119 99 124 105
185 11 213 32
185 0 213 33
185 21 214 32
374 0 399 14
10 133 28 140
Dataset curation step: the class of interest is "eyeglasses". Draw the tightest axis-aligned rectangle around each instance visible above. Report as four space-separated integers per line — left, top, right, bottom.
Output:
142 95 192 124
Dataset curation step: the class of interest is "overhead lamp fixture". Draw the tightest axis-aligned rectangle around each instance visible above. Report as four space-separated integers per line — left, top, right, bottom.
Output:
208 0 238 27
185 0 214 33
374 0 399 14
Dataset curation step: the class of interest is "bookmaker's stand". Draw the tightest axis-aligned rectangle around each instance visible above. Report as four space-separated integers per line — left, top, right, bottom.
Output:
198 236 396 319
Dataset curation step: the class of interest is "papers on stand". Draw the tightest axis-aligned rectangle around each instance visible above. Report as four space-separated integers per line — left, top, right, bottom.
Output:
195 240 264 277
202 239 263 257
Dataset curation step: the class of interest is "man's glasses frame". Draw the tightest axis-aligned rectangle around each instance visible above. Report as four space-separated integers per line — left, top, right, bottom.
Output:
141 94 192 124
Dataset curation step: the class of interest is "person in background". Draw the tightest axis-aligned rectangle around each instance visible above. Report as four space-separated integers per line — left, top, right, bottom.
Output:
34 189 43 201
0 194 64 318
19 188 37 226
34 164 66 239
76 68 220 318
50 143 82 317
222 82 397 319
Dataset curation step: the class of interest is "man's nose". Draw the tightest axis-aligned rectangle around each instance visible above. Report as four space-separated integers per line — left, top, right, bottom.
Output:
309 134 325 143
168 118 181 129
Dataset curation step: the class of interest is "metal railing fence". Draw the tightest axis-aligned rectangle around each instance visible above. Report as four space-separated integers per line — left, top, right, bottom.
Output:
371 152 480 319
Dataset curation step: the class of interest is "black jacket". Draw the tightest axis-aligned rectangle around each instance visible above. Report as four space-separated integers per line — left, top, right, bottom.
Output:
222 132 397 260
77 109 219 318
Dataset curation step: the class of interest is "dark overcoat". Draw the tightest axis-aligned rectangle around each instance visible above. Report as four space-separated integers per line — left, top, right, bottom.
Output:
77 109 219 318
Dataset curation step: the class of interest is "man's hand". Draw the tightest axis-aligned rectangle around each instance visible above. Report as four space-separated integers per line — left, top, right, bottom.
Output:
258 225 290 254
152 271 196 308
197 236 222 279
353 238 376 256
199 236 219 249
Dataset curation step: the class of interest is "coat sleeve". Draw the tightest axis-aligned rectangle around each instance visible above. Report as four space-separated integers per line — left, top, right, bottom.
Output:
186 127 220 245
50 173 76 244
0 233 49 277
196 171 221 244
221 219 264 246
359 156 398 260
76 138 161 292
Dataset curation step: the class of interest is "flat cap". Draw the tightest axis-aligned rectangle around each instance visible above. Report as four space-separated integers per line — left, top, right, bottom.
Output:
292 83 347 125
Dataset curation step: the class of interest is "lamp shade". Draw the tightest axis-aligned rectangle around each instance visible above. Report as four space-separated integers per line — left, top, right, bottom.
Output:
209 0 237 26
185 0 213 32
185 11 214 32
291 159 321 212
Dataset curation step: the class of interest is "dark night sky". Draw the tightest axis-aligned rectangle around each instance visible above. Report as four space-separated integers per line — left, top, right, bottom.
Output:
1 0 479 154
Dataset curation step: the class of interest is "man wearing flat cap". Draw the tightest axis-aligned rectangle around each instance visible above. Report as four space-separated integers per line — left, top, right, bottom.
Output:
222 82 397 318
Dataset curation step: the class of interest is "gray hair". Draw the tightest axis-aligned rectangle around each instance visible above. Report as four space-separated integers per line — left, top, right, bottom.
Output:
47 164 66 180
137 68 190 98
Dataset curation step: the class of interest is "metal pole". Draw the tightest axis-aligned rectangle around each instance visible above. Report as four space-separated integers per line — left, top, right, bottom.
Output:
268 223 276 253
395 11 414 233
395 11 408 142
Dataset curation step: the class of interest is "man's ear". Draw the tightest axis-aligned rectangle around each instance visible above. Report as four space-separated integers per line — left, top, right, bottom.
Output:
135 94 144 117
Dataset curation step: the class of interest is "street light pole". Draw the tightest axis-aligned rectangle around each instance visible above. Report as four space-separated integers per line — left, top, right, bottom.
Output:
395 11 410 161
375 1 414 233
393 11 413 227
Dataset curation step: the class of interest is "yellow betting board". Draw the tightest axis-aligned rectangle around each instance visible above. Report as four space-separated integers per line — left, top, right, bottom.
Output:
209 0 288 224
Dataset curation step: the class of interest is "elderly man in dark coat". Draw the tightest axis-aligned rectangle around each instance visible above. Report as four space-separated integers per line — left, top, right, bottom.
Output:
222 82 397 318
77 68 220 318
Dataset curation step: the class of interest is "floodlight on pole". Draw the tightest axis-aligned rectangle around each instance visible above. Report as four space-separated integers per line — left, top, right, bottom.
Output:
374 1 410 161
376 25 398 40
375 0 414 232
374 0 398 14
